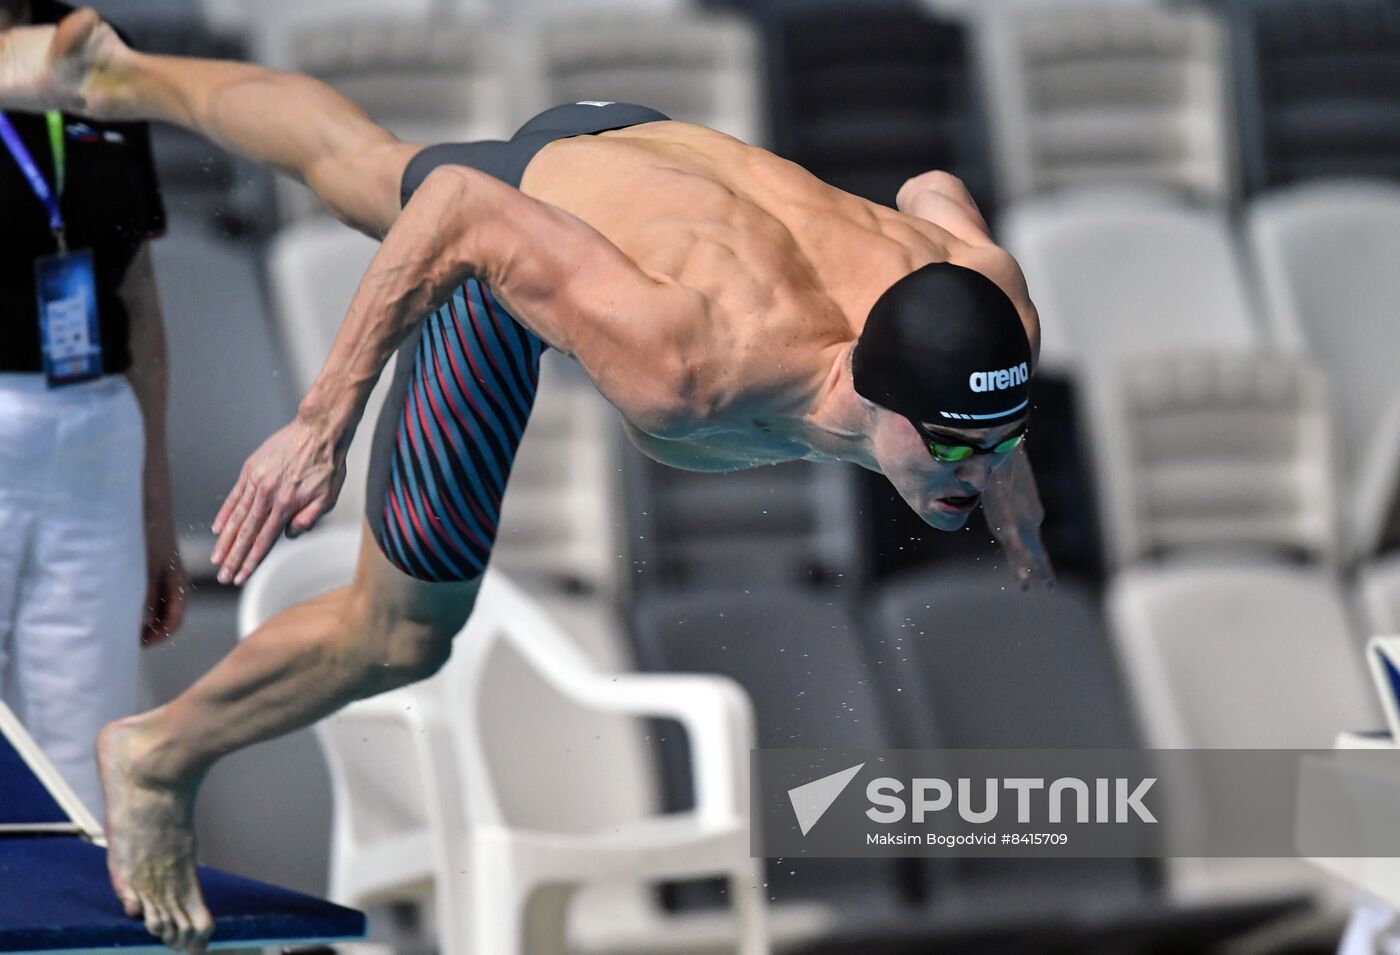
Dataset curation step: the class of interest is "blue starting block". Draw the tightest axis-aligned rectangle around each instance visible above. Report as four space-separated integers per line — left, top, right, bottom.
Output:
0 702 365 954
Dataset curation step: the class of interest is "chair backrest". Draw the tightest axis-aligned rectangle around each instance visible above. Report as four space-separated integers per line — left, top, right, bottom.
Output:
1246 180 1400 555
1002 194 1260 376
515 11 764 146
1228 0 1400 193
271 16 515 221
761 2 988 207
238 527 363 637
975 0 1234 204
1091 350 1339 568
1107 559 1380 749
285 16 517 144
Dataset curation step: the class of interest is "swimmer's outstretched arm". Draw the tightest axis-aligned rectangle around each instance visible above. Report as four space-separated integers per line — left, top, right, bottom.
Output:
210 164 716 582
0 10 415 235
898 171 1053 588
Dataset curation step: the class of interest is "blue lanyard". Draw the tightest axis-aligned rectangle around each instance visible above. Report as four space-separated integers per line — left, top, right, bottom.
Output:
0 111 66 249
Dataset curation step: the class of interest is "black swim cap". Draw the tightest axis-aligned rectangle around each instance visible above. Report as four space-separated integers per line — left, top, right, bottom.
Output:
852 263 1032 427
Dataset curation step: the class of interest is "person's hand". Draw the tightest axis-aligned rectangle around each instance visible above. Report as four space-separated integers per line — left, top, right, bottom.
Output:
142 558 187 647
210 416 347 586
980 443 1056 591
141 496 187 647
0 9 129 115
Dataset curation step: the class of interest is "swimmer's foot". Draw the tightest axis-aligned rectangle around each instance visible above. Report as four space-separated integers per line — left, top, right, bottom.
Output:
97 718 214 954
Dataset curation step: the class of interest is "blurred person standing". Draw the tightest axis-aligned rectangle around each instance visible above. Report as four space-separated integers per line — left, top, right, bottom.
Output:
0 0 180 815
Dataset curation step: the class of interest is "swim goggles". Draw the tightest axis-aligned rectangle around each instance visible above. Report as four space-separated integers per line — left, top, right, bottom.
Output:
912 420 1027 463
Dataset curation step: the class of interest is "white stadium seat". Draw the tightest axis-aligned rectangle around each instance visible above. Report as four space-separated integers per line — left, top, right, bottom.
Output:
238 528 771 955
1001 195 1330 567
514 11 765 146
1107 559 1380 905
1093 350 1339 567
974 0 1235 204
274 16 515 221
1246 180 1400 560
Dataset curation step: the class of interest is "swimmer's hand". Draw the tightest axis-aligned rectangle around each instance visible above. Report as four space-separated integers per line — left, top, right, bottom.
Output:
211 416 348 586
981 443 1055 591
0 9 131 116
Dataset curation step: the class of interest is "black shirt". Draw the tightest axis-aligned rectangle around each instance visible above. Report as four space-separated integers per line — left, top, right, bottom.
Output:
0 0 165 375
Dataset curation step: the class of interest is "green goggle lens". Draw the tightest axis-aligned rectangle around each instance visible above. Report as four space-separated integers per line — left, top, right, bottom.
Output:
926 433 1024 463
928 443 975 462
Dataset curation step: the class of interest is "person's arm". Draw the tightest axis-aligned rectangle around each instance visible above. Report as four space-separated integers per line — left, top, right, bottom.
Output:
120 243 189 642
980 442 1055 590
210 164 715 584
0 10 415 235
898 172 1052 588
897 169 1041 366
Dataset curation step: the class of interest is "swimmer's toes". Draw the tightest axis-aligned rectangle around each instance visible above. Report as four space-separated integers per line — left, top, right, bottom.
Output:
189 907 215 955
141 897 170 946
110 872 142 918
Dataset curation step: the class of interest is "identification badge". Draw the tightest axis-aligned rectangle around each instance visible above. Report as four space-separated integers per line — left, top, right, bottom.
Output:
35 248 103 388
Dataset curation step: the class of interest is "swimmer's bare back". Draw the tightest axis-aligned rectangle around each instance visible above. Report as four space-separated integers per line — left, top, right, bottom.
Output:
518 121 1038 462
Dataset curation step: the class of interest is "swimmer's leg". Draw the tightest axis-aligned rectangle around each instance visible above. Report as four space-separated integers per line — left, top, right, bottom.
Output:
98 520 480 953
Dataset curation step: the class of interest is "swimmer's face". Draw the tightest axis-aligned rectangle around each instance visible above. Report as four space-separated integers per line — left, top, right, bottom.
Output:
869 406 1025 531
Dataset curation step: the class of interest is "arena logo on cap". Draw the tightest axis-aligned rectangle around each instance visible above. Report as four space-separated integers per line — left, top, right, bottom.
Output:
968 362 1029 394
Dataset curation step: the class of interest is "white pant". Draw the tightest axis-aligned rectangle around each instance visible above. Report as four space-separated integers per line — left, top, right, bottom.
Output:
0 373 146 816
1340 895 1400 955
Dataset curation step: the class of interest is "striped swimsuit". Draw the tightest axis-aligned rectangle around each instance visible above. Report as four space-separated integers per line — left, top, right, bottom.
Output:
364 102 670 581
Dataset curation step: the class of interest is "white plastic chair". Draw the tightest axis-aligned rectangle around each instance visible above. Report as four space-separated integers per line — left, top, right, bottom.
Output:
1001 195 1306 567
513 10 765 146
1106 559 1380 905
1002 193 1260 376
1091 349 1340 568
238 528 769 955
1246 180 1400 559
973 0 1235 204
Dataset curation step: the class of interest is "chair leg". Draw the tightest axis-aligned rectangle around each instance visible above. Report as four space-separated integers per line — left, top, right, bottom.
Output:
730 862 770 955
522 883 577 955
433 839 521 955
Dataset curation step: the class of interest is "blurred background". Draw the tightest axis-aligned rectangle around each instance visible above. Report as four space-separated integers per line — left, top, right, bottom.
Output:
78 0 1400 951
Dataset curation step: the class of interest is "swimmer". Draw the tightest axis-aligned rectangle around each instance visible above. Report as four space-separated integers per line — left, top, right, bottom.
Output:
0 11 1051 951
